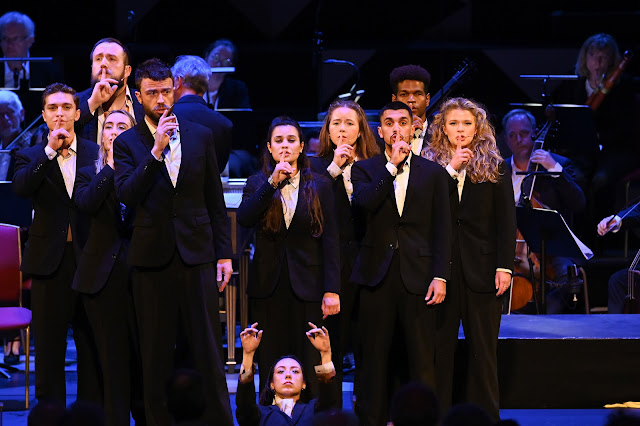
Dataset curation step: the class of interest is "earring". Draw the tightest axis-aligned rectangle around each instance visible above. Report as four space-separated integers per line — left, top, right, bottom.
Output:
358 134 361 138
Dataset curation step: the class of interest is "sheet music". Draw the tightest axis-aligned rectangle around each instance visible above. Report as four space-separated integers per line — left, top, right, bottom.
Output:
531 207 594 261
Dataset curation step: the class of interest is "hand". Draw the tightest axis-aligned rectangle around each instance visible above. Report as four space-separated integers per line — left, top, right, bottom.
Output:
389 135 411 167
89 69 119 111
597 215 622 236
495 270 512 296
530 149 558 170
48 119 71 152
306 322 332 362
425 279 446 305
321 292 340 319
271 153 296 186
413 115 424 137
240 322 263 355
151 108 178 157
332 143 355 169
216 259 233 292
450 140 473 171
107 147 115 169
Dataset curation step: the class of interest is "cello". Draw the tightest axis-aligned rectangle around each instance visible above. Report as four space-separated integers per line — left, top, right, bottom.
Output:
511 112 556 312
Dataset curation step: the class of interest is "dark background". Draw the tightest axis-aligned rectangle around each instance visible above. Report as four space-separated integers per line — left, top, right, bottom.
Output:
8 1 639 143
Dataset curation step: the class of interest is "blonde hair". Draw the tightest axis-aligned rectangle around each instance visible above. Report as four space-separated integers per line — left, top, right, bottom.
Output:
424 97 502 183
96 109 136 173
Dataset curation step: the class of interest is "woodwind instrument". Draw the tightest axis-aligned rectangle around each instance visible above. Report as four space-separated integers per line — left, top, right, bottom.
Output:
586 50 633 111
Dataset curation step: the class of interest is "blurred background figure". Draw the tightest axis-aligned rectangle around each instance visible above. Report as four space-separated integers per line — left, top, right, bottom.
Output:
0 90 33 181
204 38 251 110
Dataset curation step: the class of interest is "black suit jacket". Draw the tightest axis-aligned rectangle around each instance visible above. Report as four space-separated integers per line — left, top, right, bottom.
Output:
72 165 132 294
350 154 452 294
309 154 365 271
75 86 145 143
449 163 517 292
113 118 232 268
173 94 233 171
236 171 340 301
505 153 585 225
12 138 98 275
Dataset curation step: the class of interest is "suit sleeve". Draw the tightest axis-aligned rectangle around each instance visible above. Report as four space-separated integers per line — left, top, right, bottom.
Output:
236 174 277 228
75 92 96 133
351 161 395 213
431 166 453 281
204 137 233 260
11 146 57 197
74 166 113 215
558 159 586 212
235 370 262 426
495 162 517 270
318 178 340 294
113 132 164 206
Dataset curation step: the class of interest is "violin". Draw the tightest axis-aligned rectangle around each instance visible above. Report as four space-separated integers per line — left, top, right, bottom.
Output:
586 50 633 112
511 112 556 312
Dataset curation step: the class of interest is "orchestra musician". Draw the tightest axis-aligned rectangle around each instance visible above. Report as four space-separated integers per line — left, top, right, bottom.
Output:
423 97 516 421
502 109 586 313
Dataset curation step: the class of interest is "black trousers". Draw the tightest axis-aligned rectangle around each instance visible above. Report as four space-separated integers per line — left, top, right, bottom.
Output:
31 242 101 405
132 252 233 426
355 252 437 426
249 257 323 398
435 248 503 421
81 246 144 426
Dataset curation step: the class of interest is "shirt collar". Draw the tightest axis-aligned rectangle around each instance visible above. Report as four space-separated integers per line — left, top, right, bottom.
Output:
286 171 301 189
384 150 412 168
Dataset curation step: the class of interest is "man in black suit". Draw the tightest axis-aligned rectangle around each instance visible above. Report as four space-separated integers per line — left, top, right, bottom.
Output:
350 101 451 426
113 58 233 426
171 55 233 171
12 83 100 405
503 109 587 313
75 38 144 144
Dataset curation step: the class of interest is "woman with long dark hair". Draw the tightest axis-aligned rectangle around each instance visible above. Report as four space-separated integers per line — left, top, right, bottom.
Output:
423 98 516 421
235 322 337 425
237 116 340 395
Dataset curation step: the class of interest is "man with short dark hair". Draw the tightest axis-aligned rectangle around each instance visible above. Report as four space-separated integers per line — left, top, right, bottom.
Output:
390 65 431 156
12 83 100 405
351 101 451 426
75 37 144 144
114 58 233 426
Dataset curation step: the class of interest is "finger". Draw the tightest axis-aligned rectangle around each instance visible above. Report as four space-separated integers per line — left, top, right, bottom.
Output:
308 321 318 330
322 326 329 336
101 68 107 81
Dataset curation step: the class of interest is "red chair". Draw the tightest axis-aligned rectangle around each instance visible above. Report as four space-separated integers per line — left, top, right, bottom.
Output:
0 223 32 410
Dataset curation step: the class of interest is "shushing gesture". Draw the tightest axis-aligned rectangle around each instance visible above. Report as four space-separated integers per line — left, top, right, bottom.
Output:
389 132 411 167
152 107 178 156
332 143 355 168
450 140 473 172
48 119 72 153
89 69 120 109
270 150 297 186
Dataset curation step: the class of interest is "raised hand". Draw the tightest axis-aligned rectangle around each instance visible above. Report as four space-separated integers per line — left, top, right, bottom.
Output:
48 119 71 152
89 68 119 110
450 140 473 171
332 143 355 168
240 322 263 355
152 107 178 157
389 132 411 167
306 322 332 363
271 150 296 186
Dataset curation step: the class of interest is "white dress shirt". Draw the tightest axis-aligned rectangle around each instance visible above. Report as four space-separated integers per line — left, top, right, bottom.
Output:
326 157 357 203
4 61 30 88
385 152 411 217
280 171 300 228
146 117 181 187
45 136 78 198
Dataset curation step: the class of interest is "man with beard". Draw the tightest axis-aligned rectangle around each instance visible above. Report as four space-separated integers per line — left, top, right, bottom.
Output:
113 58 234 426
75 38 144 144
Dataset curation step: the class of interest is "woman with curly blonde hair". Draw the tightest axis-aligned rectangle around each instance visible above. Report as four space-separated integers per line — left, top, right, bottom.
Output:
424 97 516 421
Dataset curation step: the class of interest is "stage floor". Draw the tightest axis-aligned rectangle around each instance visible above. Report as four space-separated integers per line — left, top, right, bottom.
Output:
2 314 639 424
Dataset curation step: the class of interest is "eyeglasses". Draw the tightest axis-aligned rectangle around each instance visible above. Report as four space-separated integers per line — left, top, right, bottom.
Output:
209 53 233 67
1 35 29 44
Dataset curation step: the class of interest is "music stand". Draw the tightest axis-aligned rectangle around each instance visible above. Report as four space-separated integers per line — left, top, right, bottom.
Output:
0 57 55 124
516 205 593 314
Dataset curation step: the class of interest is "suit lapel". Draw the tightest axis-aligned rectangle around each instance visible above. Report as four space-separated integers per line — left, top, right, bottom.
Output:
175 123 188 188
138 124 172 184
290 401 305 424
404 156 419 211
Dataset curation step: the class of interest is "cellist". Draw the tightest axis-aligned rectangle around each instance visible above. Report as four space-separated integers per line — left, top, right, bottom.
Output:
502 109 586 313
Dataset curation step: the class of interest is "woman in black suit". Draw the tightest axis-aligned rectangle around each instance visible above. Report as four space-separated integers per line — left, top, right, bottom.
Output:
235 322 337 426
72 110 143 426
237 116 340 396
309 99 379 404
423 98 516 421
